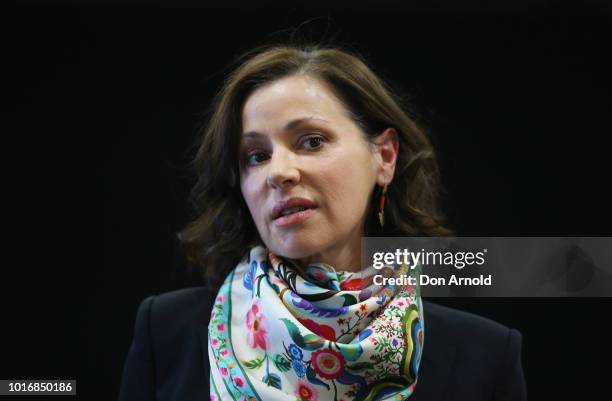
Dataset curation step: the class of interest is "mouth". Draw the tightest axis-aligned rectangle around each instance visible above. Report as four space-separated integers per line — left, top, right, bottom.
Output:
272 207 317 227
275 205 311 218
271 197 317 225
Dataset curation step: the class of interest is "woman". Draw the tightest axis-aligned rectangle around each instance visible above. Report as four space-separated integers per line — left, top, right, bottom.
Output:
119 44 526 401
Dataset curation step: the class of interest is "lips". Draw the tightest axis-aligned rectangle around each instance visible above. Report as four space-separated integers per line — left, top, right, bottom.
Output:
271 197 317 221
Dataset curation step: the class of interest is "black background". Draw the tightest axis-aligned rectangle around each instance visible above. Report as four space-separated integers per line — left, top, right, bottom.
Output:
5 1 612 400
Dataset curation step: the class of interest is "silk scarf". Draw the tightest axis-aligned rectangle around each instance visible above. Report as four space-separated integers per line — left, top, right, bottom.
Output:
208 246 424 401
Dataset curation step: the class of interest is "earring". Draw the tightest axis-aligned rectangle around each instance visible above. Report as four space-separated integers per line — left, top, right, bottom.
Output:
378 184 388 228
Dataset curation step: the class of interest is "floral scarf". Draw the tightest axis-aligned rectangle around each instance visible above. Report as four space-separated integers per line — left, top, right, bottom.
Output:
208 246 424 401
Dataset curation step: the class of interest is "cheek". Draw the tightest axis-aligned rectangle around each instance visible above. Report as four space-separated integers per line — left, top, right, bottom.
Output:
318 161 373 220
328 178 370 218
240 178 262 222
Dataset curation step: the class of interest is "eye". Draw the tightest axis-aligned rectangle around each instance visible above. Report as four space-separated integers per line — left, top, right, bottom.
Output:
245 151 270 166
301 135 325 150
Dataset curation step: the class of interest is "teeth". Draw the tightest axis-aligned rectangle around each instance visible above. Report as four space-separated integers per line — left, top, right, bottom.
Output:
280 206 306 217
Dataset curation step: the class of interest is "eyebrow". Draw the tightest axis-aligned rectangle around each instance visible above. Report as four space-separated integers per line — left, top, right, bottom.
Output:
241 116 330 139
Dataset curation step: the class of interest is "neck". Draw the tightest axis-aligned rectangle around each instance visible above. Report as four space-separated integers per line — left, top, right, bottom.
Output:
295 228 363 273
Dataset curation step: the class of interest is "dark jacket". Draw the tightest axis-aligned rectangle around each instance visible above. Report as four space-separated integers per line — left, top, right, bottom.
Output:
119 287 526 401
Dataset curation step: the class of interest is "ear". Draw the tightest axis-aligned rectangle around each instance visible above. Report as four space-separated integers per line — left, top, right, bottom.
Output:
373 128 399 186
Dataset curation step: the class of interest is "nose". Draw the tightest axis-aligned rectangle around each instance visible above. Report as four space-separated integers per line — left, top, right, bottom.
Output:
266 147 300 189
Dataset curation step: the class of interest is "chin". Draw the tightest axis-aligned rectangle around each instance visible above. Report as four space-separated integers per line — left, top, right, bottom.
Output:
269 236 325 260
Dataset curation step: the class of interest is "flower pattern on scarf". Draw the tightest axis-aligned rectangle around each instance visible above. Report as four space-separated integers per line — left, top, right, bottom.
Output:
295 379 319 401
246 300 269 350
208 246 424 401
311 349 346 380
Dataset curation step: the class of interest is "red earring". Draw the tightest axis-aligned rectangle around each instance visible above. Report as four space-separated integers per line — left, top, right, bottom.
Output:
378 184 388 228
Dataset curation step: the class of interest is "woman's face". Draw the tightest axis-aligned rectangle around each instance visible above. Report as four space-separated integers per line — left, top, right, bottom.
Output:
239 74 395 270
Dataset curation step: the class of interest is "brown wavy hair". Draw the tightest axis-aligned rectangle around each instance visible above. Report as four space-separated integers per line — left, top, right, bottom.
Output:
180 44 452 287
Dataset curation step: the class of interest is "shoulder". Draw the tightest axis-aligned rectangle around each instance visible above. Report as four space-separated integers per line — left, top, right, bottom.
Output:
120 287 220 401
422 300 522 366
137 287 220 395
416 301 526 400
423 300 521 348
130 286 219 358
148 286 218 319
140 286 219 333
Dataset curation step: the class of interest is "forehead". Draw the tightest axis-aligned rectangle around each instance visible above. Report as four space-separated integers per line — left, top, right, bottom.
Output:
241 75 349 133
